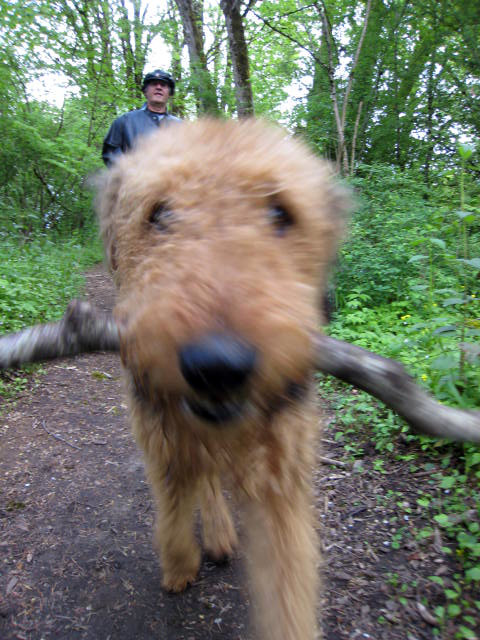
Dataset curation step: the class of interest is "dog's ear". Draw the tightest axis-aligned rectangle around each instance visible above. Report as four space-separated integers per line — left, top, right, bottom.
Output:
317 170 352 273
316 172 352 323
331 179 352 226
92 169 121 274
324 171 352 246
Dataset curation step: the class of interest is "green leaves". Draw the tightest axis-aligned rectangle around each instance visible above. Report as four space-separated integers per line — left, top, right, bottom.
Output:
439 475 458 490
434 513 451 527
442 298 468 307
466 567 480 582
456 210 477 223
430 354 458 370
429 237 447 251
458 143 475 161
0 236 102 332
458 258 480 269
408 254 428 263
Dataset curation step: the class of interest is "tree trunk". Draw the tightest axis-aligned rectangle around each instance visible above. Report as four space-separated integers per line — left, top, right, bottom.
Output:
315 0 371 175
166 0 187 117
220 0 254 117
118 0 151 102
174 0 219 114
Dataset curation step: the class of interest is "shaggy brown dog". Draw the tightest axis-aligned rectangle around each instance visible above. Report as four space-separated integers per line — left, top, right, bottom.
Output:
96 119 347 640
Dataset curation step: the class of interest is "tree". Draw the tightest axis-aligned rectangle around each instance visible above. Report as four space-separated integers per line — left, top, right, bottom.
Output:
174 0 220 114
220 0 254 117
117 0 160 102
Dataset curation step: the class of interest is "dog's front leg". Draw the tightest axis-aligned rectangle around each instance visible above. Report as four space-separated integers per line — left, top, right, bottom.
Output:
199 474 238 563
242 478 319 640
144 456 201 593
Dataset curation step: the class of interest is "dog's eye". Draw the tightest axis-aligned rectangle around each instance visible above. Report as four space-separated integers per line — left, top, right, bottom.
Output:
149 204 174 230
148 204 174 232
268 205 294 237
149 204 174 232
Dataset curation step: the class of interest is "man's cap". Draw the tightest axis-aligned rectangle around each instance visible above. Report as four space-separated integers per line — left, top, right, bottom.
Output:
142 70 175 95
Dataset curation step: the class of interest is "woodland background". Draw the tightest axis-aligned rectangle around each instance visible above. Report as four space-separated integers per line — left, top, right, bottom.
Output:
0 1 479 636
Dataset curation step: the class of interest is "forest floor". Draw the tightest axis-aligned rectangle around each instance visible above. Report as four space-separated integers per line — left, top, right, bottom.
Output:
0 265 476 640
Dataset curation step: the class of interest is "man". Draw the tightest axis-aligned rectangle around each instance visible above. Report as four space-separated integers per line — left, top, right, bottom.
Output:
102 69 181 166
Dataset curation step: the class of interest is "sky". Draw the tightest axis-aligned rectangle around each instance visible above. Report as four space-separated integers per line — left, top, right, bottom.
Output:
26 1 304 118
27 0 171 108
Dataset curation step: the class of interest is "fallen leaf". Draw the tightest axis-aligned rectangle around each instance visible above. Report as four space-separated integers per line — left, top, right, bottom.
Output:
6 577 18 595
416 602 438 626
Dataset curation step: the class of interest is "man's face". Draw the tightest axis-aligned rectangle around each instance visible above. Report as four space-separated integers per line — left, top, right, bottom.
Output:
144 80 170 111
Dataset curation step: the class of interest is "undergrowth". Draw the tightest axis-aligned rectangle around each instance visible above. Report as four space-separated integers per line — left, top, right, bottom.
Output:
318 368 480 638
322 301 480 636
0 233 102 332
0 232 103 399
321 144 480 638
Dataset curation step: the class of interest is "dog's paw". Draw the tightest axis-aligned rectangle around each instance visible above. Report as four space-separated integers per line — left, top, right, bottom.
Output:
204 536 237 565
202 505 238 565
205 549 233 566
162 568 199 593
161 548 201 593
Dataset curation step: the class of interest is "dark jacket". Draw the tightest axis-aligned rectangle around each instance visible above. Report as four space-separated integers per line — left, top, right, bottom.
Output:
102 104 181 166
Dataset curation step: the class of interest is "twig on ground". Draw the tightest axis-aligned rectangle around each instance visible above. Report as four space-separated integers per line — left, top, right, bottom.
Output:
318 455 350 468
38 420 81 450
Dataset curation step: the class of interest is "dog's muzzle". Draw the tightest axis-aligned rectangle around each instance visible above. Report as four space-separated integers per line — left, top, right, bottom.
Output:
179 332 257 425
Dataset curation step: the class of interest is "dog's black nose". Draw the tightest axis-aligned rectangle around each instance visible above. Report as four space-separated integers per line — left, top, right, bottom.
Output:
179 333 257 394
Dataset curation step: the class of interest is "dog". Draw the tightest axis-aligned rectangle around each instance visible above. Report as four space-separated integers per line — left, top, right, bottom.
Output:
95 118 348 639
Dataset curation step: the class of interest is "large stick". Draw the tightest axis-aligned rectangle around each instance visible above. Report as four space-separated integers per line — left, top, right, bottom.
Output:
0 299 119 369
1 301 479 443
313 334 480 442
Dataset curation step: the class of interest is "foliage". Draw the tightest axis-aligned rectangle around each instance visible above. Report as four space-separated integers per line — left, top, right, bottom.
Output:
334 154 479 307
1 0 479 236
0 233 103 400
335 164 433 305
284 0 480 176
0 233 102 333
321 144 479 635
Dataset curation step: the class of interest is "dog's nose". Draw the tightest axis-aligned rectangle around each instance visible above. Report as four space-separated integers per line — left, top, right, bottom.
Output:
179 333 257 394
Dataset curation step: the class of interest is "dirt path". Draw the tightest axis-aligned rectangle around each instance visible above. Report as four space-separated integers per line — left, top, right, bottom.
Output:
0 266 474 640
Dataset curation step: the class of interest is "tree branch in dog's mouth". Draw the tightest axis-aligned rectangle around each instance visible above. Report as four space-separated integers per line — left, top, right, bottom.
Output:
1 299 479 443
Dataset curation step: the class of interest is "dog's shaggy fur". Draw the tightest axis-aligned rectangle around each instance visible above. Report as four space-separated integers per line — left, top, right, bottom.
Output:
96 119 347 640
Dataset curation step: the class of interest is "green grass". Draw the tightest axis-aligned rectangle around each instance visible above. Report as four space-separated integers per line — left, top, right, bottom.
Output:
0 232 103 400
0 233 103 333
320 298 480 632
